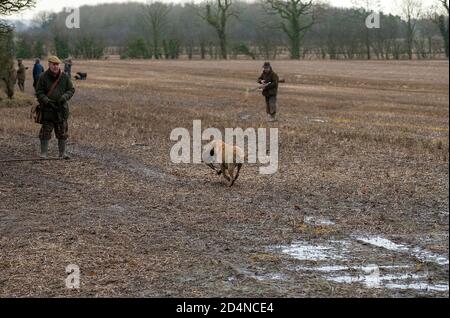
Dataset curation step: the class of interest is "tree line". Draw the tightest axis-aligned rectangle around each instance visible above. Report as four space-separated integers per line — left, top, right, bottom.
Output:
2 0 450 64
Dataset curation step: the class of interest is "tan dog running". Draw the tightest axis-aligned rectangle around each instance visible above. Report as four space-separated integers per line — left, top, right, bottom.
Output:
202 140 245 187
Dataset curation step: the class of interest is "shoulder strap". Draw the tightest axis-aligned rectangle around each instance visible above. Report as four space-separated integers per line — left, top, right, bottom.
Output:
47 72 63 97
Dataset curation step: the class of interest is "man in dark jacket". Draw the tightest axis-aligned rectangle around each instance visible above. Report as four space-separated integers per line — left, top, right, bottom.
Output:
35 55 75 159
257 62 279 122
32 58 45 91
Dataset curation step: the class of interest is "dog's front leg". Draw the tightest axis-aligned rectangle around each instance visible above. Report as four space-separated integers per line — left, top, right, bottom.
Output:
207 163 221 175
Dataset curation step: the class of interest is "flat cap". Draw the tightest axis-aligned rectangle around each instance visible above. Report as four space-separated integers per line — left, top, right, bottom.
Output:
48 55 62 64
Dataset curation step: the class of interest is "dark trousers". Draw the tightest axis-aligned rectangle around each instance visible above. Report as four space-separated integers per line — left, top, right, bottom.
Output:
265 95 277 115
17 80 25 92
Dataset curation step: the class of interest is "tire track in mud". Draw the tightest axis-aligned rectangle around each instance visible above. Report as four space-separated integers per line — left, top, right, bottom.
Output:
69 144 180 184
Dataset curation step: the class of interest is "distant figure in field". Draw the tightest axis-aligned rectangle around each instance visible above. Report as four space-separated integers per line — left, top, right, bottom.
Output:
16 59 28 92
74 72 87 80
32 58 45 91
257 62 279 122
1 59 16 99
36 55 75 159
64 59 72 77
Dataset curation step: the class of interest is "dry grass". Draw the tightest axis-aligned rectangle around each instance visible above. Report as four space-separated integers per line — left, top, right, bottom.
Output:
0 90 34 109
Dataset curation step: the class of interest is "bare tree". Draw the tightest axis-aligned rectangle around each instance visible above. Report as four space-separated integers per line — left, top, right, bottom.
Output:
141 1 172 59
399 0 422 59
1 0 36 40
1 0 35 34
0 19 11 35
263 0 314 59
0 0 34 14
353 0 381 59
199 0 237 59
32 11 57 30
431 0 449 58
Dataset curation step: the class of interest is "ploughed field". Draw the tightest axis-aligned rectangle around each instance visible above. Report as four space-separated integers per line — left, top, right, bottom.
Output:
0 59 448 297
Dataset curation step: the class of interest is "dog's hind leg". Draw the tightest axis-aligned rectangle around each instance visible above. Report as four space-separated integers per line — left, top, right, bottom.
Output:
229 164 242 187
221 164 231 182
227 165 235 187
232 164 242 185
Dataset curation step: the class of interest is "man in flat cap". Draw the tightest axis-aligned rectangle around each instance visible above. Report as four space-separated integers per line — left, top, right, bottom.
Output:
257 62 279 122
35 55 75 159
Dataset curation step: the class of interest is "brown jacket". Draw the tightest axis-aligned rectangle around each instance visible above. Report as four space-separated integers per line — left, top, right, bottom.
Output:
17 63 27 81
257 70 279 97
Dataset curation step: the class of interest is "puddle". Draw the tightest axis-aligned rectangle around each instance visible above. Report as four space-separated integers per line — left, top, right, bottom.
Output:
277 241 349 261
296 264 411 273
409 247 450 266
327 271 424 289
270 236 449 294
384 282 449 292
304 216 335 226
297 265 349 272
356 236 449 266
295 262 448 291
255 273 286 281
357 236 409 252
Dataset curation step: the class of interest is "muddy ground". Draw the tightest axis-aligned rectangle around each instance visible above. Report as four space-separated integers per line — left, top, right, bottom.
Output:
0 60 448 297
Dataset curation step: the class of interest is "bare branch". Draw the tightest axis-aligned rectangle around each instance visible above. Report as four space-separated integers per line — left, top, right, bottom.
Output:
0 0 36 16
262 0 315 59
199 0 238 59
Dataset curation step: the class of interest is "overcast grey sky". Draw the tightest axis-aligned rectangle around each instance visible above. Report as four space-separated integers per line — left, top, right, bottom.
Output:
6 0 438 20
